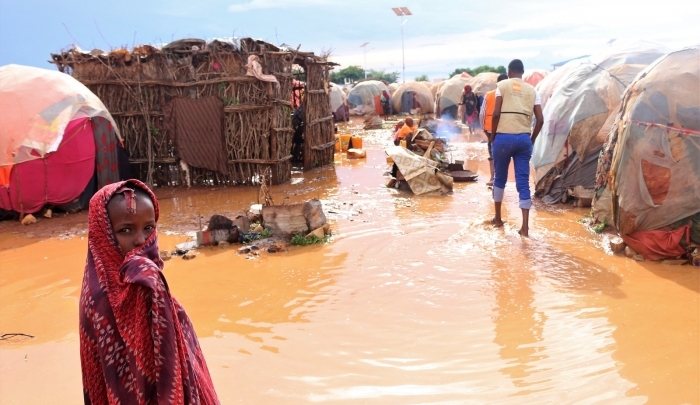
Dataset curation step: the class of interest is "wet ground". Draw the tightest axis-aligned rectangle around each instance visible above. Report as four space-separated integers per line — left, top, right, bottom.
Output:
1 120 698 404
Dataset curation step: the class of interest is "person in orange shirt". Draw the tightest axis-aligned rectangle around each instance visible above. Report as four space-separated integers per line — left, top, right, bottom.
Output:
393 117 416 145
479 74 509 186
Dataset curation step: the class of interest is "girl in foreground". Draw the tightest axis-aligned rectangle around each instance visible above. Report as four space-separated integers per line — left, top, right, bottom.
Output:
79 180 219 405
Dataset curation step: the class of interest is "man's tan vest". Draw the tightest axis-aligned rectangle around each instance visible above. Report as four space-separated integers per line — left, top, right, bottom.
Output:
496 78 536 134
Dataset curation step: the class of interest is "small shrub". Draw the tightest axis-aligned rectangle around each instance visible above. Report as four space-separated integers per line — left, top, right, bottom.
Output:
290 233 328 246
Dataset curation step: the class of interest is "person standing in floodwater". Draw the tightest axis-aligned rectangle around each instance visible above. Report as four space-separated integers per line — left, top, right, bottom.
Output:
78 180 220 405
490 59 544 237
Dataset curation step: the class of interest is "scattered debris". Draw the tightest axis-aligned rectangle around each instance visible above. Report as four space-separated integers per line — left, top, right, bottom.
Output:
347 148 367 159
160 251 172 261
182 252 197 260
237 247 251 255
625 246 637 258
609 237 626 253
218 241 230 249
43 209 52 219
21 214 37 226
661 259 688 265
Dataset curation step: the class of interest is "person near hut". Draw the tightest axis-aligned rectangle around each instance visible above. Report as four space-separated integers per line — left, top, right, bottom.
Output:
291 104 305 162
458 85 480 134
490 59 544 237
480 73 509 187
393 117 416 145
381 89 393 119
79 180 220 404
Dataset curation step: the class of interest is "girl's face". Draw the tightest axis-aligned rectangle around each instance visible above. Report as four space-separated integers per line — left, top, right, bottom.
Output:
107 195 156 254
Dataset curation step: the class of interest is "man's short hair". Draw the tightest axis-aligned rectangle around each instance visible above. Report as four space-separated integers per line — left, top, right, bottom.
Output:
496 74 508 82
507 59 525 74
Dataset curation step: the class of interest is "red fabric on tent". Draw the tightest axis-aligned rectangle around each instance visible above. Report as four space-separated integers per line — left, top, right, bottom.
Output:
621 225 690 261
0 118 95 214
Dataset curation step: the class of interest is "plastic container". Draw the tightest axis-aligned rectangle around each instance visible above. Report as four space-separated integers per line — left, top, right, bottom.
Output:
340 134 351 152
350 136 363 149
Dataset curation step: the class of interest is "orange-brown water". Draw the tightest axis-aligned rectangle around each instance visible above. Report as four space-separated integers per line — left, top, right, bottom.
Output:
1 125 698 404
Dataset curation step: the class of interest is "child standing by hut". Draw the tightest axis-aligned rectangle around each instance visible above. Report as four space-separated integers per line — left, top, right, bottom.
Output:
79 180 220 404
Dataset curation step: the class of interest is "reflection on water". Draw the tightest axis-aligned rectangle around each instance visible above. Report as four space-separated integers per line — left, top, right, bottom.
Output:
0 125 698 404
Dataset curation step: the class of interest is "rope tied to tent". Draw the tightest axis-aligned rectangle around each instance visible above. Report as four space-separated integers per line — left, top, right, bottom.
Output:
628 119 700 137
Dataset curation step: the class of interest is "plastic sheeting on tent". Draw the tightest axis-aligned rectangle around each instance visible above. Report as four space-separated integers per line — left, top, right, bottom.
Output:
388 83 400 96
392 82 435 113
329 83 349 121
523 69 550 87
0 65 125 215
531 47 666 191
0 64 120 168
593 46 700 243
535 61 579 111
347 80 389 107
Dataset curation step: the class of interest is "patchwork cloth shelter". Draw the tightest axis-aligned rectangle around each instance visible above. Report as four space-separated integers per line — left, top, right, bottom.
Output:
535 61 579 110
532 47 666 204
329 82 349 121
0 64 126 215
392 82 435 114
593 46 700 258
468 72 499 96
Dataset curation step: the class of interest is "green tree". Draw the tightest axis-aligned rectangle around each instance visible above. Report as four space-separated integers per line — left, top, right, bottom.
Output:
447 65 506 78
366 69 400 83
329 65 365 84
415 74 429 81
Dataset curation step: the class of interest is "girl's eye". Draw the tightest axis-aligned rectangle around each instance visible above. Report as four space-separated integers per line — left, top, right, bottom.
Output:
118 228 131 234
145 225 155 231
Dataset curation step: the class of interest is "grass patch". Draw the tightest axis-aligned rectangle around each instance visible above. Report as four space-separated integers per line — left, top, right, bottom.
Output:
593 220 607 234
240 227 272 243
290 233 329 246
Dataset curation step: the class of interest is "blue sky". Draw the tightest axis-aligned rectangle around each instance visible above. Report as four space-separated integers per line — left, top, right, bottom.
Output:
1 0 698 81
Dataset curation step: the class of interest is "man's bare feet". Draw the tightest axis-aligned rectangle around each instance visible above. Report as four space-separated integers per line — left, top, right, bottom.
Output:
490 218 504 228
486 179 494 187
519 228 529 237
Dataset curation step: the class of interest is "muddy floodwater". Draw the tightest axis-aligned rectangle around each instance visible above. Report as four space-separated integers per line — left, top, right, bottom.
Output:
1 124 698 404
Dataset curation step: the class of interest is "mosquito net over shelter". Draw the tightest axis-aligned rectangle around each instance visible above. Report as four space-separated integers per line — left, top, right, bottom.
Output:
347 80 389 108
392 81 435 113
592 46 700 257
532 47 667 204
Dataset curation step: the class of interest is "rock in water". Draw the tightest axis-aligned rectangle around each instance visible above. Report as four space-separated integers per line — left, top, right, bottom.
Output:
232 215 251 233
218 241 230 249
21 214 36 225
307 227 325 239
624 246 637 258
303 199 326 231
206 214 234 231
160 251 172 261
182 252 197 260
43 209 52 219
609 237 626 253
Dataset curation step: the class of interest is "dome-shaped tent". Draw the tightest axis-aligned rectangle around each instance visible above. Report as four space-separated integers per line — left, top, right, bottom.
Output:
329 83 349 122
469 72 499 96
0 65 127 216
535 62 579 110
392 82 435 114
347 80 389 107
532 47 666 204
523 69 550 87
388 82 400 96
593 46 700 258
435 75 470 119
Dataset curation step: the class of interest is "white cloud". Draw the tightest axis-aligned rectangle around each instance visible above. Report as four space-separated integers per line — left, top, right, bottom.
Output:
228 0 331 12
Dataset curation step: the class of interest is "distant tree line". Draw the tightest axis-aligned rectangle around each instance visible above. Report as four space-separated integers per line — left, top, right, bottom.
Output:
330 65 400 84
415 74 429 81
448 65 506 78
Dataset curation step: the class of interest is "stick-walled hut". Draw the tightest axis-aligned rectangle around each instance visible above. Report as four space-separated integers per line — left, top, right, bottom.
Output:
51 38 337 186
